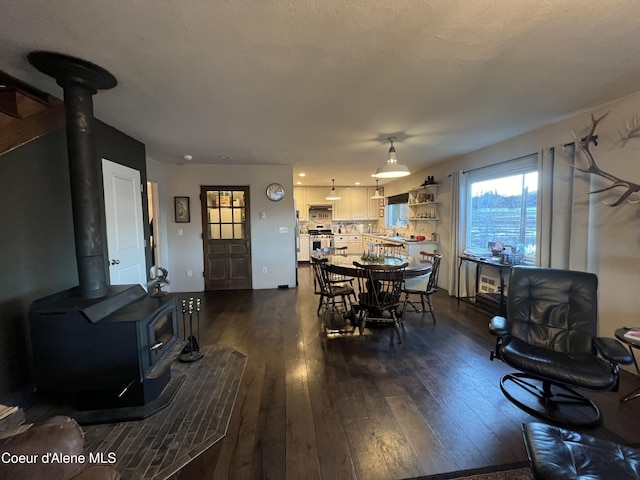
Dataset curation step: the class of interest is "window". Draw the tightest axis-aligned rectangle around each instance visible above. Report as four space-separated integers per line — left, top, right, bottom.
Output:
385 193 409 228
204 189 247 239
465 157 538 264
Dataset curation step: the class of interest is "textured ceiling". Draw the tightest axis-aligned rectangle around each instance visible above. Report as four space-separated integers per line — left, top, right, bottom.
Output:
2 1 640 187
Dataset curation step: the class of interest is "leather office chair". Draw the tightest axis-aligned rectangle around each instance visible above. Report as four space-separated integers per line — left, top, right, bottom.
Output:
400 252 442 324
489 266 633 427
353 261 408 343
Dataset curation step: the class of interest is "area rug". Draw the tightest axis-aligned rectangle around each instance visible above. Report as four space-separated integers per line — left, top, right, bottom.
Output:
404 461 533 480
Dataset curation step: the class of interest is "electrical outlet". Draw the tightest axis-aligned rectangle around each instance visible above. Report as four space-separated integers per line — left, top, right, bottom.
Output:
186 269 193 277
262 267 267 274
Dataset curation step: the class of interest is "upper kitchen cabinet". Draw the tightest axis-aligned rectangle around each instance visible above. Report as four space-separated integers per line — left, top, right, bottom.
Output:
332 187 351 220
305 187 331 205
295 186 381 221
349 188 369 220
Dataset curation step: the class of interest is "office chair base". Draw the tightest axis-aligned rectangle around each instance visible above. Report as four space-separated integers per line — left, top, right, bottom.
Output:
500 373 602 428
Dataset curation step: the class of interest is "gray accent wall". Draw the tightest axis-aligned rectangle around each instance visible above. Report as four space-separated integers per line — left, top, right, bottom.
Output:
0 121 149 406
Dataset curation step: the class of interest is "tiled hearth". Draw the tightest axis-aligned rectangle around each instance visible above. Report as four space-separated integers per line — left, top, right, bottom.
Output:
28 344 246 480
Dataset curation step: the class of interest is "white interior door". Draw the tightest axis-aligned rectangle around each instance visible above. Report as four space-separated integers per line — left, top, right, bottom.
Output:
102 158 147 288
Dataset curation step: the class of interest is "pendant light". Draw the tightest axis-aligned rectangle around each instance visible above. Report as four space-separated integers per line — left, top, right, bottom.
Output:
326 179 341 200
372 136 410 178
370 179 384 199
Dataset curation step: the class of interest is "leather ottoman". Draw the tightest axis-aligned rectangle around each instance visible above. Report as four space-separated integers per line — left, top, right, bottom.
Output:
523 422 640 479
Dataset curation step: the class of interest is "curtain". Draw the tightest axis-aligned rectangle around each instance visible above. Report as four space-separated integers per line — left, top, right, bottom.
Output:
448 171 463 296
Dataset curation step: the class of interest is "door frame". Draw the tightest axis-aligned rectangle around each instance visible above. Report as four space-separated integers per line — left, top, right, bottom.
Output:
200 185 252 290
102 158 148 288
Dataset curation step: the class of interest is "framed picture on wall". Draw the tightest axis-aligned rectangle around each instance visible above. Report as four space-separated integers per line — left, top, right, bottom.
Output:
174 196 190 223
378 187 384 206
379 208 384 217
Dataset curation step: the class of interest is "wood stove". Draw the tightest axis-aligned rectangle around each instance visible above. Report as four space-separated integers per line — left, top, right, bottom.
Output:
26 52 183 423
29 285 180 412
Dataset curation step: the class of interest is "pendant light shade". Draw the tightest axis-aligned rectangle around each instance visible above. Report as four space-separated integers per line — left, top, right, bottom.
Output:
372 136 410 178
370 179 384 199
326 179 341 200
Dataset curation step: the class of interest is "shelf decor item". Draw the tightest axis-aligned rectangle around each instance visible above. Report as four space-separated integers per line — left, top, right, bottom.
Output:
174 196 190 223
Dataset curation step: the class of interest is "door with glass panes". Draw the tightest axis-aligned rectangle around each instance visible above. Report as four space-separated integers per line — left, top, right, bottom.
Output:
201 186 252 290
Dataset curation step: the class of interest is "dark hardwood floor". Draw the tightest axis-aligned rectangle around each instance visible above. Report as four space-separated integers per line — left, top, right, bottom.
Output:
187 263 640 480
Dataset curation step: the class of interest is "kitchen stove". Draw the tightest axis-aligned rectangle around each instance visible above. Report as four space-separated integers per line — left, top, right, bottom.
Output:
308 226 334 251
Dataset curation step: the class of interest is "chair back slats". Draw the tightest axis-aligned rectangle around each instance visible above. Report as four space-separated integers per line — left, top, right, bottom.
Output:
424 252 442 294
311 256 329 295
353 261 408 312
352 261 408 342
380 243 405 256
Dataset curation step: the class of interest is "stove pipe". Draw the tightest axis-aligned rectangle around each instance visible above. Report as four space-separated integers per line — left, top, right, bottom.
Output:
28 51 117 299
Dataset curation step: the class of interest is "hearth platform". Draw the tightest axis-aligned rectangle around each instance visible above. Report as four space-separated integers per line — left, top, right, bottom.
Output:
26 344 247 480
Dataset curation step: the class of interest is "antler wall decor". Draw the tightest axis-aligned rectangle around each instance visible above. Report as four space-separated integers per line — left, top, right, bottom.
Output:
573 111 640 206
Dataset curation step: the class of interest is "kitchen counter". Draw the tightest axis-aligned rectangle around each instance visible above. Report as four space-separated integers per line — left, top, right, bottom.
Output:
363 234 437 256
364 233 436 245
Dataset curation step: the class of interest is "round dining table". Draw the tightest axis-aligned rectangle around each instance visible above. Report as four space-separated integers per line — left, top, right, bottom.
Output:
319 253 432 278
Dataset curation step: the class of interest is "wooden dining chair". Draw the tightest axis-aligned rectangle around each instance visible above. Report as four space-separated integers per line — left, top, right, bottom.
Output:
380 243 405 256
311 257 356 333
317 246 354 286
352 261 408 343
401 252 442 324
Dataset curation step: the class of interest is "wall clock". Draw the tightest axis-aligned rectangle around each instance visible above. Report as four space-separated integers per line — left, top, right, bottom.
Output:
266 183 285 202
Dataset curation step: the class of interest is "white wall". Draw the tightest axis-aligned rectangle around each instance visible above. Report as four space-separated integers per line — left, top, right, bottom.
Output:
145 161 296 291
385 90 640 343
146 157 170 271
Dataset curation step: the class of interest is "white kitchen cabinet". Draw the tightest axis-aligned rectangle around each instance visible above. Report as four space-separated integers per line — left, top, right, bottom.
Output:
294 187 308 221
349 188 368 220
347 234 363 254
332 188 351 221
298 234 310 261
299 187 384 221
334 234 350 250
406 241 437 258
306 187 331 204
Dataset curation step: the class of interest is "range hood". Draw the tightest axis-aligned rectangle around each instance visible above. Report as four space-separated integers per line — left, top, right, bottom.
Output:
308 205 333 222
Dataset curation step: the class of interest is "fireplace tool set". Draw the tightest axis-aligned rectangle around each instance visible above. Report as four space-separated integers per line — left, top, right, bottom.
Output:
179 297 204 362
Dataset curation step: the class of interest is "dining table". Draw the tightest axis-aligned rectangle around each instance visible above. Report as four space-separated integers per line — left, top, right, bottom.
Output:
319 253 432 278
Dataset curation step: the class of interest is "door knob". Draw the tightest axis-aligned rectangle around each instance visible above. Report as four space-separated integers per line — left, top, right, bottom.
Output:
110 259 120 265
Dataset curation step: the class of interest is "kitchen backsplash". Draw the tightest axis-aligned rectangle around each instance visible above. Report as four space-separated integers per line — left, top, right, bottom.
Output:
300 220 383 234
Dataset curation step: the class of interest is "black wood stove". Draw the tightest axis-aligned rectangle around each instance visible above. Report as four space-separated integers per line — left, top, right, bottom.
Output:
26 52 182 423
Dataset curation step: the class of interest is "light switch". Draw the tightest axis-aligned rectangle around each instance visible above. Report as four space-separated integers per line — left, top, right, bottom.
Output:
260 212 266 219
279 227 288 233
178 228 183 236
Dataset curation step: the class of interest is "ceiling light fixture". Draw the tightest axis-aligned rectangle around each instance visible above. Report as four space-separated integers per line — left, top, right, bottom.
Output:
372 136 410 178
370 179 384 199
326 179 341 200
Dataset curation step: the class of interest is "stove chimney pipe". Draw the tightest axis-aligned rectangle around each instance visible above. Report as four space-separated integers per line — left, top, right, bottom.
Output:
28 51 117 299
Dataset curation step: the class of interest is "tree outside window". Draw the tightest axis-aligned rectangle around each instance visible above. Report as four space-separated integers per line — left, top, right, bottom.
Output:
467 170 538 264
